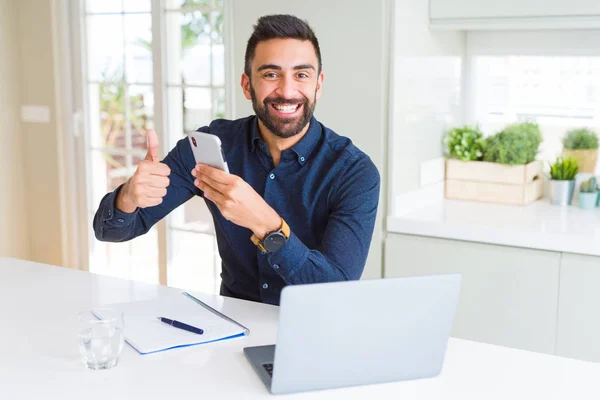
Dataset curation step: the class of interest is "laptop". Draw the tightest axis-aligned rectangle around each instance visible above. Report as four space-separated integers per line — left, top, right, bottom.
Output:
243 274 462 394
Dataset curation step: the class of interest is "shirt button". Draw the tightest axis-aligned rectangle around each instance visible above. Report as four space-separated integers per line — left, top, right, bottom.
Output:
269 173 275 180
273 264 279 269
262 283 269 289
117 218 124 223
300 157 305 162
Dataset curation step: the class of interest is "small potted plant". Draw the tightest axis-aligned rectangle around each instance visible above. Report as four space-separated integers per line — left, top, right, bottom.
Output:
579 177 598 209
443 125 485 161
444 122 544 205
483 122 542 165
549 156 579 206
562 128 599 173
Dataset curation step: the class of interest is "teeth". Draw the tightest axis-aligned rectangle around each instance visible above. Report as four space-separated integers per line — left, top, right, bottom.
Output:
274 104 299 113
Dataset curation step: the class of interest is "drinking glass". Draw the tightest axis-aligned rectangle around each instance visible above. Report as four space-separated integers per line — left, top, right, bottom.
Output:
77 308 125 370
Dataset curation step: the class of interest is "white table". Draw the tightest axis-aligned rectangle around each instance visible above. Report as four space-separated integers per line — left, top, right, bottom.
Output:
1 257 599 399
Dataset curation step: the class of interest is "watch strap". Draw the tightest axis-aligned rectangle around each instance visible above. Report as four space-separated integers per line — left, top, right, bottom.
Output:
279 218 290 239
251 235 267 252
251 218 290 252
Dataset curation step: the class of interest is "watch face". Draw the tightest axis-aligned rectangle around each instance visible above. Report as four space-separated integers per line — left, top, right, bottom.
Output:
263 232 287 252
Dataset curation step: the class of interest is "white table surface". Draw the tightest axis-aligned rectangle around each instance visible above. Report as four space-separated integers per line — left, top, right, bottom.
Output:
2 257 600 399
387 183 600 256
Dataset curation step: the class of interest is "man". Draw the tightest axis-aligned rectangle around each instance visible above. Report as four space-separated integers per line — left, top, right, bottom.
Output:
93 14 380 305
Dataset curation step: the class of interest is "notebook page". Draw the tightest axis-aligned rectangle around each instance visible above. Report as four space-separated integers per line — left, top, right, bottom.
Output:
96 294 245 354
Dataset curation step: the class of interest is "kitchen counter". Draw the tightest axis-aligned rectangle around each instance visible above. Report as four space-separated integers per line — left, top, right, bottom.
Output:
387 184 600 257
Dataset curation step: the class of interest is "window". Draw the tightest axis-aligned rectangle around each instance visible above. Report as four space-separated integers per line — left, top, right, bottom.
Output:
466 31 600 173
164 0 225 293
76 0 228 292
85 0 158 284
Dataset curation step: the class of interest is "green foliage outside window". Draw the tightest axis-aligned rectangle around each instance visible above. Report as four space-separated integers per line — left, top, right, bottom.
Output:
100 1 224 174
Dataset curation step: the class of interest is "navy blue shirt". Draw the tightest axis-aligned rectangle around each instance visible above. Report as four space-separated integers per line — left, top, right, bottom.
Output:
93 116 380 305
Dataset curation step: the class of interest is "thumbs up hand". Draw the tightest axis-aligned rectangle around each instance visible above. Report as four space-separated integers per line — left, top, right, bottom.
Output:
145 127 161 162
116 130 171 213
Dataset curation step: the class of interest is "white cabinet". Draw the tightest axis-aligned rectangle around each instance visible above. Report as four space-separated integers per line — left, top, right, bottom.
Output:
556 253 600 362
430 0 600 20
429 0 600 30
385 233 561 354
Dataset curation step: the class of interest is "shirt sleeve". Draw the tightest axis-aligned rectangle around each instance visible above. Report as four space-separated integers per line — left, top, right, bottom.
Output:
266 154 380 284
93 134 203 242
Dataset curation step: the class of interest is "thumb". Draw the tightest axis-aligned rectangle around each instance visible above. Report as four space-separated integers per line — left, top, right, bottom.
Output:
144 129 160 162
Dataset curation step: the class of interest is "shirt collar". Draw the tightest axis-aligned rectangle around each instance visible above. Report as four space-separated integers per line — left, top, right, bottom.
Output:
249 116 321 166
249 118 262 153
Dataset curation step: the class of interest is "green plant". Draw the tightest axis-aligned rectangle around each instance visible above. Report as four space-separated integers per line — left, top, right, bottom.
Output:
443 125 485 161
516 121 543 150
562 128 599 150
549 156 579 181
580 177 597 193
483 122 543 165
97 68 150 169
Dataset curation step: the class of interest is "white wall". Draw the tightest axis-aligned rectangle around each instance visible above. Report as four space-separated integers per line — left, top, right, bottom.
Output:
0 0 29 259
391 0 465 197
16 0 65 267
230 0 391 279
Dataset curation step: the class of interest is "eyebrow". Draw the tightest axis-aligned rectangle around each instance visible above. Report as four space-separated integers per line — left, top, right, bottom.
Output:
257 64 316 72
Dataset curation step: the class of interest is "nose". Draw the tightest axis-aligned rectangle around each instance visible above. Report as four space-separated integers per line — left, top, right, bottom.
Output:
276 75 297 100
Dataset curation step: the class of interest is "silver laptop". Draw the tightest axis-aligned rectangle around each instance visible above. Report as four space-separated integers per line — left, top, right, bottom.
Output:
244 274 462 394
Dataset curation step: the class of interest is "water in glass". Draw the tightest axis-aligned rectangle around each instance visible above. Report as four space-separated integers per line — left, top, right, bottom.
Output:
77 308 124 370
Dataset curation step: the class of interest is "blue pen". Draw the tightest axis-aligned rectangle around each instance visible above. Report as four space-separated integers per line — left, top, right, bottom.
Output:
157 317 204 335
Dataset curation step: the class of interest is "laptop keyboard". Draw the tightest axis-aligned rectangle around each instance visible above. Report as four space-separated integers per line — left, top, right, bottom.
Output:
263 363 274 377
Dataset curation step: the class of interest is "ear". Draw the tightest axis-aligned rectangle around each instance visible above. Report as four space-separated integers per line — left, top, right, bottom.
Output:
241 73 252 100
315 72 324 101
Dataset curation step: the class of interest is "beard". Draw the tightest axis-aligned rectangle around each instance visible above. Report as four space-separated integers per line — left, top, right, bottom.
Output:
250 83 317 139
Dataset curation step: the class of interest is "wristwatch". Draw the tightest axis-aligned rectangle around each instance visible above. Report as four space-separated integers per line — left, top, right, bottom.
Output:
251 218 290 253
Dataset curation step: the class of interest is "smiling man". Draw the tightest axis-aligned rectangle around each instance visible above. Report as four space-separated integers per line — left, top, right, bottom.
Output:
93 14 380 305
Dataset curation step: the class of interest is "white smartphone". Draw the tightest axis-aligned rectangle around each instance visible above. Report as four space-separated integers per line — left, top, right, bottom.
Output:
187 131 229 173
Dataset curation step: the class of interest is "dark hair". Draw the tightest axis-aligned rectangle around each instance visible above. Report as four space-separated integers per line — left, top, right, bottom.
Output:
244 14 322 77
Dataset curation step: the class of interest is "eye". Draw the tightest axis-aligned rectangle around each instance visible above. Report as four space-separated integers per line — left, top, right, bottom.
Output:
297 72 309 79
263 72 278 79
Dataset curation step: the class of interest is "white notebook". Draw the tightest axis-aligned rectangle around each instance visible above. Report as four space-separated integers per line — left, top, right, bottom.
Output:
96 292 249 355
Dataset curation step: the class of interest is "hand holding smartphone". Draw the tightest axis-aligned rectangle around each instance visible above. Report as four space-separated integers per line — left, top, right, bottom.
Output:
188 131 229 173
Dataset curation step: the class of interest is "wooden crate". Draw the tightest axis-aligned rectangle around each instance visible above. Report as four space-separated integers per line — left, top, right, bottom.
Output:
445 159 544 205
563 149 598 174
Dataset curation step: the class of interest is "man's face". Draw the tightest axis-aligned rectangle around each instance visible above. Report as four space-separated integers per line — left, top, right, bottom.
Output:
242 38 324 139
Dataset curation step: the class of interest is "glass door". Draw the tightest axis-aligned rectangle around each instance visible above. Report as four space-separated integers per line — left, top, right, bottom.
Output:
75 0 226 292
